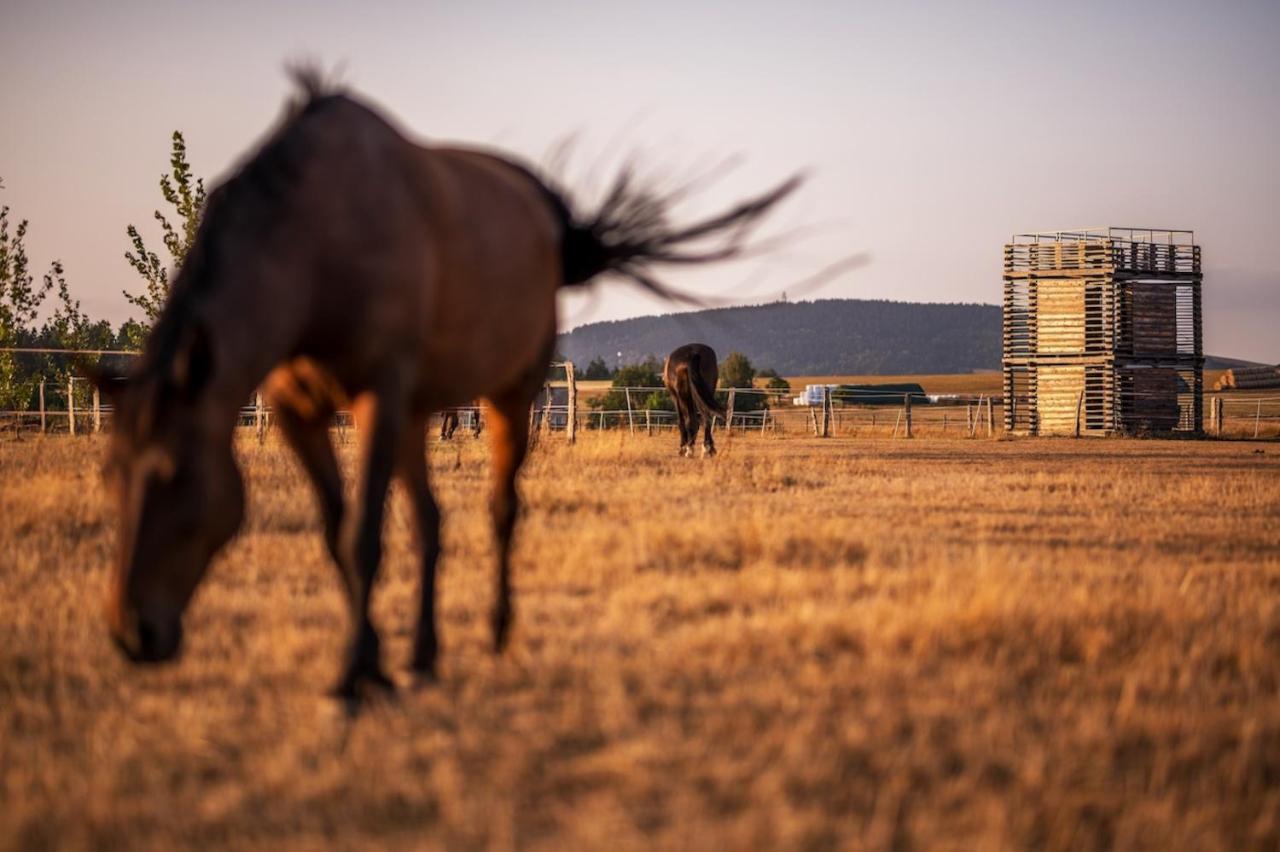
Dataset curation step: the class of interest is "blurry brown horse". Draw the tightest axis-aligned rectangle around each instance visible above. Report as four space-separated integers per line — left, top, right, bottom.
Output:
663 343 727 457
94 72 799 697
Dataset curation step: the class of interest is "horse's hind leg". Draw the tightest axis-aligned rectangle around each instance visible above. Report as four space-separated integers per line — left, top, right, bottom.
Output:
702 407 717 458
399 415 442 678
334 387 406 697
483 388 533 653
671 391 690 456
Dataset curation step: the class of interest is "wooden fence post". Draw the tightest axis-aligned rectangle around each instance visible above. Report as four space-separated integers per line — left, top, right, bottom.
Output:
255 392 266 442
725 388 736 433
966 402 974 437
68 377 76 436
1073 390 1084 438
820 388 831 437
1255 399 1263 439
987 395 995 437
645 408 652 435
542 383 552 435
93 384 101 433
624 387 635 435
38 381 46 434
565 361 577 444
1213 396 1223 435
903 392 913 439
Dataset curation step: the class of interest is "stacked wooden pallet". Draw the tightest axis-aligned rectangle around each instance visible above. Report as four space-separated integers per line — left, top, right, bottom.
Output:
1002 228 1202 436
1214 366 1280 390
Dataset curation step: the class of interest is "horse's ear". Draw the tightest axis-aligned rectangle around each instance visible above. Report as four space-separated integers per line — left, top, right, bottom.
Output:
168 320 215 399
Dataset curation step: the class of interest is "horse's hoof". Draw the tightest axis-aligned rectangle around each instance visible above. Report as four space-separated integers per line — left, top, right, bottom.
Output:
702 446 716 458
409 650 438 680
406 667 439 690
491 607 512 653
332 666 397 703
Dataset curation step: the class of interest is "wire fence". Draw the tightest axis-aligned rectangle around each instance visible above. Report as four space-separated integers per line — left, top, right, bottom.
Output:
2 350 1277 440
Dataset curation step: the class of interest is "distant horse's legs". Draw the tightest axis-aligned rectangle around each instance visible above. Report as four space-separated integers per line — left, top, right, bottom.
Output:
400 415 442 677
702 405 717 458
440 409 459 440
484 387 535 652
334 387 405 697
671 391 690 456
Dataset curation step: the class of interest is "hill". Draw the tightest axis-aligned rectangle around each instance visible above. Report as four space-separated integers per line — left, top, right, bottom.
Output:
557 299 1001 376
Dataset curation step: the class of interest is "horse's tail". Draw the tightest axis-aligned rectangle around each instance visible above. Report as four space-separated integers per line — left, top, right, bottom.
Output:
533 165 801 301
685 351 727 421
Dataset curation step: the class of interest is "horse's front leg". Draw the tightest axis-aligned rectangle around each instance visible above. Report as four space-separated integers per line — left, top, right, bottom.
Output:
399 415 442 679
334 386 406 698
483 388 534 652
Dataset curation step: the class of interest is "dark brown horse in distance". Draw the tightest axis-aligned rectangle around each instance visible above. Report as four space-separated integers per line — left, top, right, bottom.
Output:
94 71 799 698
438 406 480 440
663 343 727 457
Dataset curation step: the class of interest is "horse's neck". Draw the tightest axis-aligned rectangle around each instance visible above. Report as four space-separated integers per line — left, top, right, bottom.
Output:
200 298 298 428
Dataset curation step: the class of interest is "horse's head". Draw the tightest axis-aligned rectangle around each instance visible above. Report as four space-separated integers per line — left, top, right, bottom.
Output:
95 321 245 663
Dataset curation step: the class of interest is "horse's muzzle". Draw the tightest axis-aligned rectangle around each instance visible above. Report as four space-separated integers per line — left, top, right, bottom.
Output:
111 612 184 664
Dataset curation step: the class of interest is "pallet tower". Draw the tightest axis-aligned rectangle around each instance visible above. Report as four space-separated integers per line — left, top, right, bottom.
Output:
1003 228 1202 435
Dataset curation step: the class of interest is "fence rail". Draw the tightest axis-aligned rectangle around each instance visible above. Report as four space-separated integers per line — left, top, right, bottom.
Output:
2 351 1277 440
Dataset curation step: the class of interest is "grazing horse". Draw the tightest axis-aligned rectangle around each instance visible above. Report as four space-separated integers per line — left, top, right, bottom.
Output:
94 72 798 697
439 406 482 440
663 343 727 457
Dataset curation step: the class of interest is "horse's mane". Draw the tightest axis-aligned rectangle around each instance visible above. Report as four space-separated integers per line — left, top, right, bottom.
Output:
139 68 349 383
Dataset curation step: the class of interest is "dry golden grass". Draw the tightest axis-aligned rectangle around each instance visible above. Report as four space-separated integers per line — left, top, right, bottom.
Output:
2 430 1279 850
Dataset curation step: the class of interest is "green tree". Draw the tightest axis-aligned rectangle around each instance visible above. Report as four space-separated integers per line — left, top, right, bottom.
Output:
583 356 612 380
123 131 205 342
719 351 756 388
589 361 671 423
0 189 57 411
718 350 769 412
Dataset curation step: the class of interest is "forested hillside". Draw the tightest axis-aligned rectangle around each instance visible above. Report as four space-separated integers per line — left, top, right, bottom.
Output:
558 299 1002 376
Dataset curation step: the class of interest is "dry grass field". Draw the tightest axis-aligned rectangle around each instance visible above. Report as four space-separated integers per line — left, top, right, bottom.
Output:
2 430 1279 850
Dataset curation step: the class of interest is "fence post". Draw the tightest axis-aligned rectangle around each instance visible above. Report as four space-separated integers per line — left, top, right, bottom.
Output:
903 393 913 438
987 395 995 437
542 383 552 435
1213 396 1223 435
966 402 974 437
565 361 577 444
725 388 736 433
1073 390 1084 438
1255 399 1263 439
255 392 266 442
68 377 76 436
645 408 652 435
93 384 101 433
820 388 831 437
38 381 46 434
624 387 635 435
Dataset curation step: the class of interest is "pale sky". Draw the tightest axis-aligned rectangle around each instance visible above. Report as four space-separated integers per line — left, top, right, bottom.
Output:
3 0 1277 361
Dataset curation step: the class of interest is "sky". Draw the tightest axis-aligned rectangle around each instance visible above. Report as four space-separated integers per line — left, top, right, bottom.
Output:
2 0 1277 362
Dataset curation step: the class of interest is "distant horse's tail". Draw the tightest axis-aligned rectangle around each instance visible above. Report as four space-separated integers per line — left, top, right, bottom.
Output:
685 351 727 421
531 165 801 301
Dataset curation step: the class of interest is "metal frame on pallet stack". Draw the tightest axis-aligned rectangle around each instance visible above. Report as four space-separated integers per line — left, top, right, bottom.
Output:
1003 228 1202 436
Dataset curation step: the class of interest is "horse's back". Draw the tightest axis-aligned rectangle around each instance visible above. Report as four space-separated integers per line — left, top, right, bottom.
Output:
281 100 562 405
